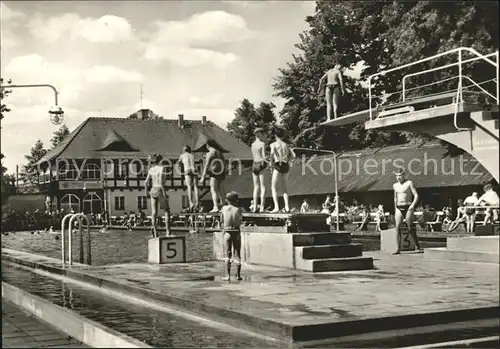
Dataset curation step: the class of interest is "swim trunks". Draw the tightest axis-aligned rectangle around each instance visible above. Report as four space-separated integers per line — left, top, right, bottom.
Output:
273 161 290 174
464 207 475 215
252 161 267 175
184 169 198 178
326 84 342 99
149 187 169 210
397 204 411 216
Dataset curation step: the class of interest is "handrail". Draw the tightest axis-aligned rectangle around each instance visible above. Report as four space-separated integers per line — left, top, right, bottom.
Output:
62 213 91 266
402 52 498 101
462 76 497 102
368 47 499 120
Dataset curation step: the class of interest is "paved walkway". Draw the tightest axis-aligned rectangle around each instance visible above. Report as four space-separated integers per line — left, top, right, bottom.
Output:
2 300 88 348
3 248 499 329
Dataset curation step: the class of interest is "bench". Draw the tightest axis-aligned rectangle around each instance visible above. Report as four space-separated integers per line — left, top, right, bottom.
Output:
426 211 444 232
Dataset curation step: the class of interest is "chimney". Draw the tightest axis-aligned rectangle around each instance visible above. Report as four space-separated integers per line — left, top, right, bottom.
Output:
140 109 149 120
201 115 207 125
178 114 184 128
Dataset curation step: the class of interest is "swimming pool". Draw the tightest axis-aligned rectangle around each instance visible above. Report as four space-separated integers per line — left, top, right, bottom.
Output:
1 230 444 266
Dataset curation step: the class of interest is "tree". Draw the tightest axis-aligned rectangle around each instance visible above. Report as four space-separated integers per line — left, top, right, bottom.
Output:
20 140 48 188
1 78 12 173
273 1 498 150
50 124 70 148
1 173 16 204
128 109 164 120
227 99 277 146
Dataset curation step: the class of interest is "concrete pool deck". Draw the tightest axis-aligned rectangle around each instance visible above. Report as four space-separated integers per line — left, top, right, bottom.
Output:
2 247 499 343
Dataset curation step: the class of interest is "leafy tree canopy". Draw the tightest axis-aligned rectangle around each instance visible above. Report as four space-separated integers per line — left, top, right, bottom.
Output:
273 1 498 150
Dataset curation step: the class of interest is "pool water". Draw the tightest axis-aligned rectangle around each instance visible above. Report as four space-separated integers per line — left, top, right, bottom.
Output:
1 262 282 348
1 230 445 266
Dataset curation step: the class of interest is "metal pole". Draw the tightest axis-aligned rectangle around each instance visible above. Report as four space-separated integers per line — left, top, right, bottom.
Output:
78 216 84 264
61 213 74 266
86 215 92 265
496 51 499 103
368 77 373 120
0 84 59 106
458 50 463 102
334 152 339 231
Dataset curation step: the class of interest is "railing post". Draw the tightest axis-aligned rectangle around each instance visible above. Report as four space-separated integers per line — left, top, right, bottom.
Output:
86 218 92 265
368 77 373 120
78 216 84 264
458 50 463 102
61 213 75 267
496 51 499 103
402 77 406 102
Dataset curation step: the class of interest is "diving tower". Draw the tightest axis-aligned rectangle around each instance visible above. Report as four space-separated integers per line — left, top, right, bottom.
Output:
322 47 499 183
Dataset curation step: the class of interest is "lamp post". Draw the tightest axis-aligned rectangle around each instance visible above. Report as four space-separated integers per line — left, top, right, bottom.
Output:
0 83 64 125
292 147 340 231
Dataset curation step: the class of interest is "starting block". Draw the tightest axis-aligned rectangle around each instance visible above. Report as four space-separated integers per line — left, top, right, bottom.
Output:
381 225 416 253
148 236 186 264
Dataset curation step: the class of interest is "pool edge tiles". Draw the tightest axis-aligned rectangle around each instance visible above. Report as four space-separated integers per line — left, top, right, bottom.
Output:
2 281 152 348
2 247 500 343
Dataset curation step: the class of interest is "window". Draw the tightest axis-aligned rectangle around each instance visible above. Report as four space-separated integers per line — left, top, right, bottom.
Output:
83 192 102 214
61 194 80 213
114 196 125 210
59 162 78 180
116 162 127 179
182 195 189 209
137 196 147 210
82 164 101 180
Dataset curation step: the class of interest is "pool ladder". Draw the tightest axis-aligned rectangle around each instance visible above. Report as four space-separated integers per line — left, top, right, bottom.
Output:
61 213 92 266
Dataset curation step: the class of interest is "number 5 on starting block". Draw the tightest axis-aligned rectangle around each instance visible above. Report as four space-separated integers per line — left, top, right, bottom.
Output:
148 236 186 264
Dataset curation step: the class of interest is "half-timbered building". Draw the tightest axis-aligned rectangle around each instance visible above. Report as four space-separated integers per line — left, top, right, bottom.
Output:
35 110 252 215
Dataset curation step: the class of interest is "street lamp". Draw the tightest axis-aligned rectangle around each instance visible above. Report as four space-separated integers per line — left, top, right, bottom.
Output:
292 147 340 231
0 83 64 125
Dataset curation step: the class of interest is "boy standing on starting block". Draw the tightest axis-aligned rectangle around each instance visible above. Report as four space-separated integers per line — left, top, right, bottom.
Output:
221 191 243 281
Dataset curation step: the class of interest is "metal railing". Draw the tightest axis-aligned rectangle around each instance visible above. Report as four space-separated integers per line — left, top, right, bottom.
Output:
61 213 92 266
368 47 499 121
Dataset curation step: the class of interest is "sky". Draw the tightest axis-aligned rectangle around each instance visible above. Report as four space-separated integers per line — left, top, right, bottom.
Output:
0 0 316 173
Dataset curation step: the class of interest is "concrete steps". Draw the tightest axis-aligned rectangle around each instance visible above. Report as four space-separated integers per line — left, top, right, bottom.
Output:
295 256 374 272
293 232 351 246
425 236 500 264
425 248 499 264
296 243 363 259
293 233 372 272
447 236 499 253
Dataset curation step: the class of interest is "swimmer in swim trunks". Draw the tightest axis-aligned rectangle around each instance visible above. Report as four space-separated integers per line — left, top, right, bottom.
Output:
145 154 171 237
177 145 199 212
318 63 345 120
200 139 226 212
251 127 268 213
393 169 422 254
478 184 500 225
220 191 243 281
463 192 479 233
269 127 296 213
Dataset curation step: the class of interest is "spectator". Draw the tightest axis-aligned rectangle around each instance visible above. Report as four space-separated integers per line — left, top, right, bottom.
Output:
463 192 479 233
300 199 310 213
478 184 500 225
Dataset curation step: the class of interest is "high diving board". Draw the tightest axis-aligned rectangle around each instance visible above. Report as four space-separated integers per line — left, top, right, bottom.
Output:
321 109 371 127
321 91 481 128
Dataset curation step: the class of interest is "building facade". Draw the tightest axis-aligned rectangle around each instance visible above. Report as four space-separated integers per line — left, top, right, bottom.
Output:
36 111 252 216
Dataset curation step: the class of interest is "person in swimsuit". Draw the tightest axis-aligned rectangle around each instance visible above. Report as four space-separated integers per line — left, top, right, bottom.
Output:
200 139 226 213
176 145 199 212
446 200 466 232
269 127 296 213
393 169 421 254
318 63 345 120
478 184 500 225
251 127 268 213
220 191 243 281
145 153 171 237
463 192 479 233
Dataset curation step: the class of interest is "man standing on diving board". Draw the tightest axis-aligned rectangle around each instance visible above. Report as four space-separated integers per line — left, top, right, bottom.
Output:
317 63 345 121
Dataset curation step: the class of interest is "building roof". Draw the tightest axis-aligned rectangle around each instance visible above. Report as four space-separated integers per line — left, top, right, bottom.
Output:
224 141 494 198
37 116 251 164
